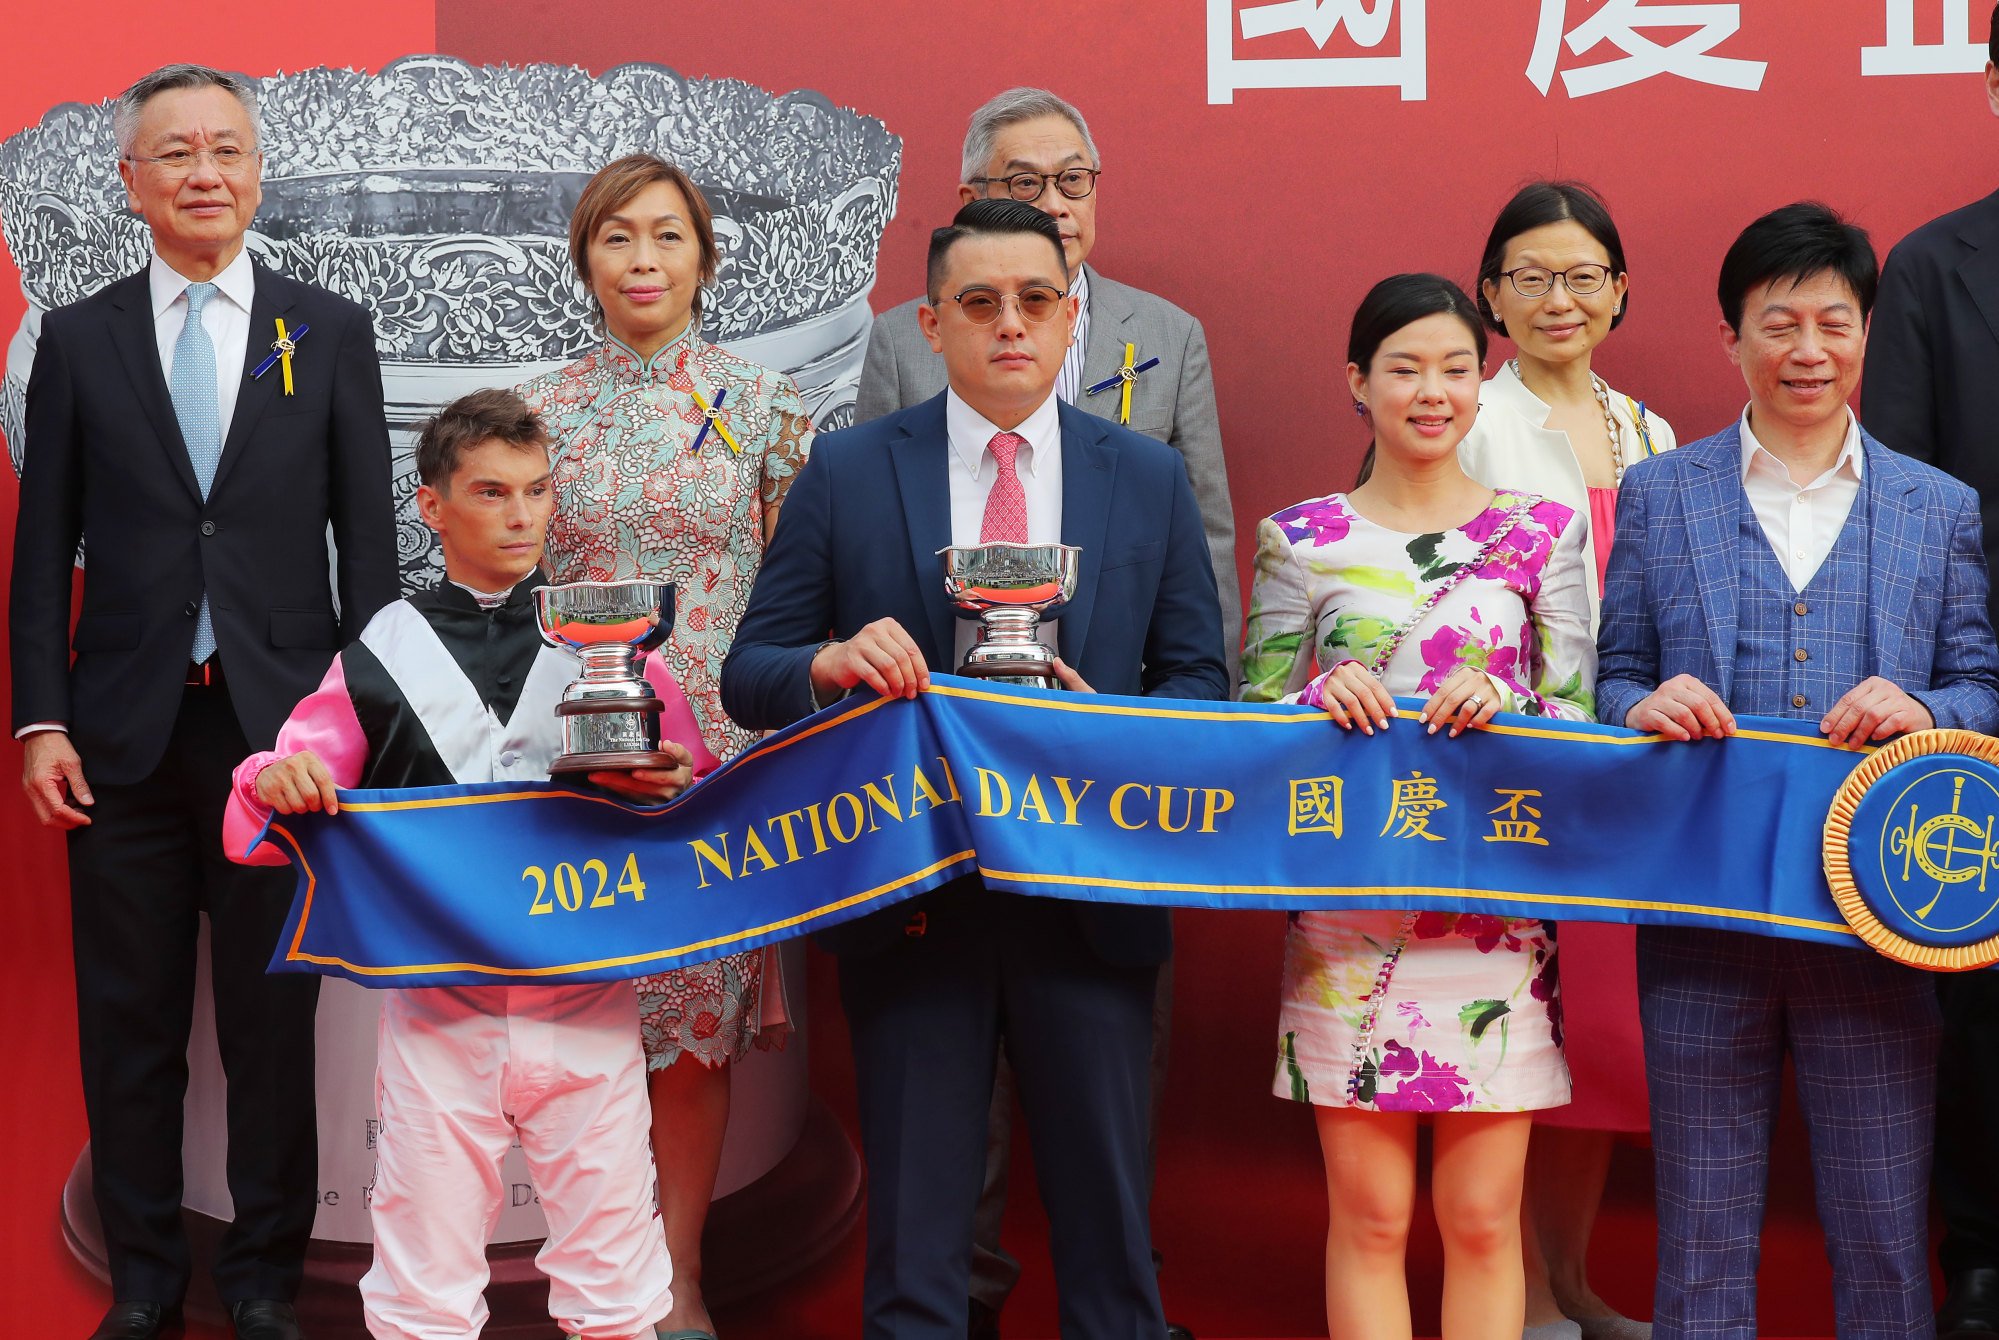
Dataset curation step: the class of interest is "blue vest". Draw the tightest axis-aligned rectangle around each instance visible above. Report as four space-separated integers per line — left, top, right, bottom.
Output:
1731 484 1872 720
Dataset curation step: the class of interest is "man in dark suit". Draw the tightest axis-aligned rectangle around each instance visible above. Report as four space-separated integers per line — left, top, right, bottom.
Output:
10 65 397 1340
723 198 1226 1340
1602 203 1999 1340
1862 17 1999 1334
856 90 1231 1337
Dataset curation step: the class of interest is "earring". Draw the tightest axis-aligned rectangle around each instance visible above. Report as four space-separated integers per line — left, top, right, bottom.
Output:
1353 400 1368 417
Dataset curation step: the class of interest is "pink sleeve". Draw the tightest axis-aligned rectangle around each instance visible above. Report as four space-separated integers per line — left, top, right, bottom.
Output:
223 656 372 865
643 656 724 778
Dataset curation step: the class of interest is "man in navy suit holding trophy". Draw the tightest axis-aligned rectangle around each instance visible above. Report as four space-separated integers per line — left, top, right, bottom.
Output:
723 198 1226 1339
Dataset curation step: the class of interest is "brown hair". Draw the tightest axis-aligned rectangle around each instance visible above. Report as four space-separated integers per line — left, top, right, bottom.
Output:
568 153 719 319
415 388 549 489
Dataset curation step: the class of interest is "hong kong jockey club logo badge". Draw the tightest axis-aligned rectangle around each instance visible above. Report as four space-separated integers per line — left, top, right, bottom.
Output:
1824 730 1999 970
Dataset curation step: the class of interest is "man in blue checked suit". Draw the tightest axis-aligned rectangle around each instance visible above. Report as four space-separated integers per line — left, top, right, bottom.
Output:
1598 202 1999 1340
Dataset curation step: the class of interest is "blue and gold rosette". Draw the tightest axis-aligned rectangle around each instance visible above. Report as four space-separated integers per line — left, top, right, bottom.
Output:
1824 729 1999 971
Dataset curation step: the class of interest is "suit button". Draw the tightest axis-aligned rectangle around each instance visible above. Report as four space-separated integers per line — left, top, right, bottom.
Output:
183 601 198 617
1795 648 1809 662
1794 601 1809 616
199 520 217 537
1793 694 1808 708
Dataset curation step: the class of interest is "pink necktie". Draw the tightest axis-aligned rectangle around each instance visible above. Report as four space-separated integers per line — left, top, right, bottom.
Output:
981 431 1029 543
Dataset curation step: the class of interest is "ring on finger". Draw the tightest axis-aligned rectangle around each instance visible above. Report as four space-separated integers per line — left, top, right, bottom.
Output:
1467 694 1485 710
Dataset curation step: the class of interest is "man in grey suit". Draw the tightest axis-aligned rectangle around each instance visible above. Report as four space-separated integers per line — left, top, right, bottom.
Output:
856 87 1239 683
855 87 1228 1340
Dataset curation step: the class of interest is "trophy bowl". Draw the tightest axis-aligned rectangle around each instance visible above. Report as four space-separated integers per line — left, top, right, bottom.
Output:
939 542 1082 689
533 579 680 773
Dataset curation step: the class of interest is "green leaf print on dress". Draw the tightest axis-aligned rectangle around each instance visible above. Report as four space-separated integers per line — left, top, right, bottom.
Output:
1340 565 1417 599
1405 531 1464 582
1459 998 1512 1041
1282 1032 1311 1103
1327 612 1397 665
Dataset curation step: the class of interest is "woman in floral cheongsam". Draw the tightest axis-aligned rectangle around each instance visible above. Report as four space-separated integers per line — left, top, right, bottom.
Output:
1240 275 1595 1340
520 154 812 1339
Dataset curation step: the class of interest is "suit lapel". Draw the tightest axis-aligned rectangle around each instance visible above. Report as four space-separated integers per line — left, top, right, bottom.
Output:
887 395 957 663
1075 268 1136 423
1953 192 1999 351
105 271 204 503
212 265 295 494
1681 431 1742 698
1057 401 1116 667
1862 436 1920 678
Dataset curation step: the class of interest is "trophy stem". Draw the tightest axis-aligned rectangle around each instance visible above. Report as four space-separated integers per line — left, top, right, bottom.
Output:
576 642 641 680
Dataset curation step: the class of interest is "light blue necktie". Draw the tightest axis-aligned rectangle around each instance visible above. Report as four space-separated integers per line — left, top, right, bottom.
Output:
169 281 220 665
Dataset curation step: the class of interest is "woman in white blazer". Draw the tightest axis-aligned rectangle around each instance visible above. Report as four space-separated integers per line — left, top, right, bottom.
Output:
1460 182 1674 1340
1460 185 1676 630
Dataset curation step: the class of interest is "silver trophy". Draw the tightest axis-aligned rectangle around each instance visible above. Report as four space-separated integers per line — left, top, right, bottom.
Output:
939 542 1083 689
533 580 680 773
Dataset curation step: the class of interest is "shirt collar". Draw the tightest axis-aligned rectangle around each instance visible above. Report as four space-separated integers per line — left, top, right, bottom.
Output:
1070 265 1091 315
945 386 1063 481
149 247 255 320
446 577 531 610
1738 405 1865 486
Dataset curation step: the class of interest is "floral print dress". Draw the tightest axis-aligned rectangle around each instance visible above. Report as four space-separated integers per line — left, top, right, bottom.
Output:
1241 489 1595 1112
521 324 812 1069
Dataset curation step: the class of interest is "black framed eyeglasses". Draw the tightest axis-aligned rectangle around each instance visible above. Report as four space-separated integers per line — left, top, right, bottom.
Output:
1499 264 1614 298
968 168 1100 203
938 284 1069 325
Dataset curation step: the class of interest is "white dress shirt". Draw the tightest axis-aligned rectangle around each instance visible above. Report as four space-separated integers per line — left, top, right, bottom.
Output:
945 387 1065 666
16 249 258 741
1055 266 1092 405
151 247 255 441
1739 406 1865 592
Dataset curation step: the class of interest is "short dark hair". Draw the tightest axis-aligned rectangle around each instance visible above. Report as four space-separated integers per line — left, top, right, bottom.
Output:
1716 202 1877 332
415 389 550 490
1475 180 1629 333
925 198 1067 304
1989 3 1997 67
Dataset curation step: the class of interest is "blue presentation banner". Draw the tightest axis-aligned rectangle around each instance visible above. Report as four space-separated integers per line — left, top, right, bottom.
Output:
256 675 1892 988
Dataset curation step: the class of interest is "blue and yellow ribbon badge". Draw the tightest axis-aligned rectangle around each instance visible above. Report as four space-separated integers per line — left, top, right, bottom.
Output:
250 318 310 395
1627 396 1659 458
1085 343 1161 425
689 386 740 453
1824 728 1999 970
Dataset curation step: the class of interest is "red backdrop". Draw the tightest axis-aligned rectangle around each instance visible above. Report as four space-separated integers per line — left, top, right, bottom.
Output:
3 3 1992 1334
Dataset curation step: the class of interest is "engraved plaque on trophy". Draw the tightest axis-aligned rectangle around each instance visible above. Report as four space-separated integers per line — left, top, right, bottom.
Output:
939 542 1082 690
533 579 680 773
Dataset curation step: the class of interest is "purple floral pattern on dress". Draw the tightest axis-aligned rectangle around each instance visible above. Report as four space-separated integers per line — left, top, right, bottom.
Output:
1415 623 1522 695
1251 484 1590 1114
1531 941 1564 1048
1270 495 1354 548
1373 1041 1477 1112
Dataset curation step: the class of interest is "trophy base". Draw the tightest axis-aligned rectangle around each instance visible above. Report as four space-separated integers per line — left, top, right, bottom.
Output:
958 658 1059 691
548 749 686 775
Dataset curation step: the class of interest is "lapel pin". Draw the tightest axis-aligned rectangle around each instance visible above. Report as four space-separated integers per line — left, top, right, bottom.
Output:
1084 343 1160 425
250 318 310 395
689 386 741 453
